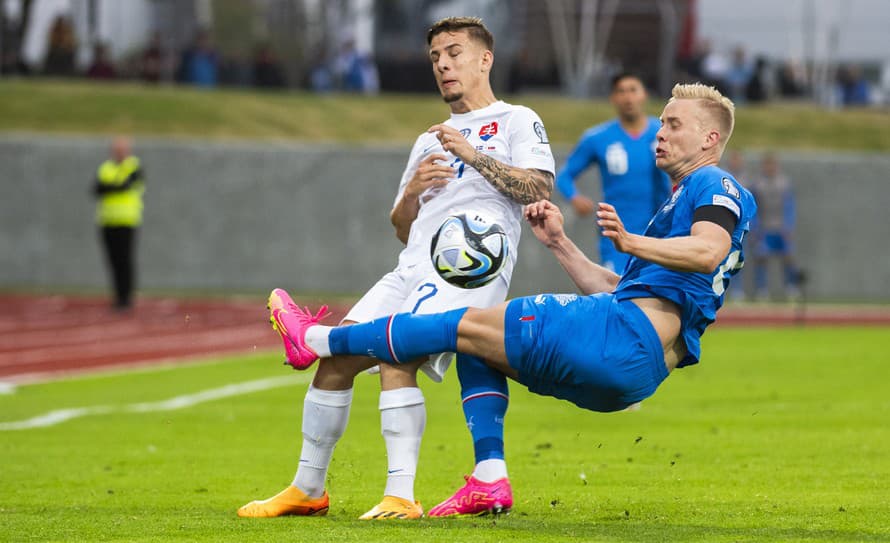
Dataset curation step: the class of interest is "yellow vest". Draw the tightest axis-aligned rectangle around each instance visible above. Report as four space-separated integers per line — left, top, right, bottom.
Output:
96 156 144 227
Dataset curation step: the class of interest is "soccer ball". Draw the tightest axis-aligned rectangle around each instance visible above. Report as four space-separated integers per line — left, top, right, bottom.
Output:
430 213 508 289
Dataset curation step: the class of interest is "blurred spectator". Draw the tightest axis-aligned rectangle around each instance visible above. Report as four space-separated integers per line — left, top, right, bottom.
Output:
778 61 808 97
252 43 286 89
745 56 773 103
679 38 710 79
219 51 252 87
724 46 753 102
177 29 219 87
1 48 30 76
140 31 164 83
44 15 77 76
700 40 729 86
837 64 870 106
332 39 379 94
86 43 117 80
309 58 333 93
749 153 800 300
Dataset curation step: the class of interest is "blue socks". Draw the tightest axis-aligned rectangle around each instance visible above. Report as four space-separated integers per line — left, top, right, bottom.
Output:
457 353 508 462
328 308 467 363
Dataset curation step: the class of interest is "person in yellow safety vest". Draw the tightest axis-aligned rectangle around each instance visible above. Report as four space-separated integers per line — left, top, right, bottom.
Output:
92 136 145 311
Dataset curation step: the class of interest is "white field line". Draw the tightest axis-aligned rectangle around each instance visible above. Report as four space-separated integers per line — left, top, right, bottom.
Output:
0 374 310 431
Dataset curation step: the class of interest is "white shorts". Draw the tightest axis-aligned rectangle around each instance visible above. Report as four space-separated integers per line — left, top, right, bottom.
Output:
344 259 509 382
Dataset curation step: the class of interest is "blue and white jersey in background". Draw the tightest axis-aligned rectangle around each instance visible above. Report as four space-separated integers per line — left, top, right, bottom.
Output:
556 117 670 271
613 165 757 368
394 101 555 285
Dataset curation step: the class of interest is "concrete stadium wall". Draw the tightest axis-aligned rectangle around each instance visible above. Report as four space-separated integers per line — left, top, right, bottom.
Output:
1 134 888 301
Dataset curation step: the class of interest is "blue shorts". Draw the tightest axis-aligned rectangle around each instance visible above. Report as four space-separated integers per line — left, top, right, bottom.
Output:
503 292 669 412
757 232 791 256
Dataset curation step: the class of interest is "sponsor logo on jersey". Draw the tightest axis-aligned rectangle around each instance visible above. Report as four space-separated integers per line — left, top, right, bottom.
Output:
533 121 549 144
479 122 498 141
721 177 741 198
712 194 741 217
553 294 578 306
459 128 472 139
529 145 550 157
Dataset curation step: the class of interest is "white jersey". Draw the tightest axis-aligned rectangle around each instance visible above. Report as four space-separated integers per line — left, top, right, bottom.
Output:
393 100 555 285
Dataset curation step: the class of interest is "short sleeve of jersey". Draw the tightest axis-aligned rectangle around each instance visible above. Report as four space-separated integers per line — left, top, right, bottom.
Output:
692 171 745 220
393 134 428 208
507 106 555 174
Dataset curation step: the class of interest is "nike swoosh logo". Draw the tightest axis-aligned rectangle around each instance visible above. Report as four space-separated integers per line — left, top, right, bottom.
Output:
388 469 404 474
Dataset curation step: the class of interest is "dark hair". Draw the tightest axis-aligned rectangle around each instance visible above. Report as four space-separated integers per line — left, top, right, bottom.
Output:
610 72 644 91
427 16 494 51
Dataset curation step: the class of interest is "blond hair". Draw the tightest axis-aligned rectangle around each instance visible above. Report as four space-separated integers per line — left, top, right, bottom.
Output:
427 16 494 51
669 83 735 148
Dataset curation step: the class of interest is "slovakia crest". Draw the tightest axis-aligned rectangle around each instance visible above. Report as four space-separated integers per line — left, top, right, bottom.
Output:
479 122 498 141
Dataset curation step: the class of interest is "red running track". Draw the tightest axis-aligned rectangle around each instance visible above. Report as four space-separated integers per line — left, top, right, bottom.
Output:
1 294 888 382
0 294 348 382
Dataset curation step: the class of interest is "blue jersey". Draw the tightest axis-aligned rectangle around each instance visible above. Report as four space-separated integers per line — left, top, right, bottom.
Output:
556 117 671 243
613 165 757 368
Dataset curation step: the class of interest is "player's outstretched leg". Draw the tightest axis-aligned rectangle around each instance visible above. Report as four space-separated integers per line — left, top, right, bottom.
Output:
269 287 480 365
237 485 329 518
268 288 330 370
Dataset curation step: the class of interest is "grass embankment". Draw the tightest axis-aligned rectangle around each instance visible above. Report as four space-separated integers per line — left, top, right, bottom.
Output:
1 80 888 151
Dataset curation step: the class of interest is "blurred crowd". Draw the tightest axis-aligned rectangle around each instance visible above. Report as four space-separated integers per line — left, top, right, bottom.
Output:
0 16 380 94
676 38 880 107
3 16 885 105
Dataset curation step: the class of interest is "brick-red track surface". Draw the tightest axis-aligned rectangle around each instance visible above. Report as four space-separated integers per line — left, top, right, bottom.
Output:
1 294 888 382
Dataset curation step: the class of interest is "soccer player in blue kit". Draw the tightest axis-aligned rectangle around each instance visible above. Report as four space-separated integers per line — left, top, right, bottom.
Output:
557 73 670 273
268 83 756 509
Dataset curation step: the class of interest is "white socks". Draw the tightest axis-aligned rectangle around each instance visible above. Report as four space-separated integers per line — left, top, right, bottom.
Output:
379 387 426 502
304 326 333 358
472 458 508 482
293 385 353 497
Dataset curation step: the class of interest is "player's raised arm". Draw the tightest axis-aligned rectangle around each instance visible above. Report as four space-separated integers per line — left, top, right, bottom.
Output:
525 200 620 294
429 123 553 205
390 153 453 243
597 202 733 273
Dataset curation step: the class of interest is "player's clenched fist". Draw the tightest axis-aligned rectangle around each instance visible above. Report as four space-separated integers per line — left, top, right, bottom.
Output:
404 153 453 198
525 200 566 248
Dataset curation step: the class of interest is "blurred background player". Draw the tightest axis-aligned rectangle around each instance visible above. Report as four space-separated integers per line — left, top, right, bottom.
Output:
749 152 800 300
238 16 554 520
92 136 144 312
556 73 670 273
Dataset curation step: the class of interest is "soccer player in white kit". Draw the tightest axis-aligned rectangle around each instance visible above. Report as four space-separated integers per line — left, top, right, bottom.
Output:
238 16 554 520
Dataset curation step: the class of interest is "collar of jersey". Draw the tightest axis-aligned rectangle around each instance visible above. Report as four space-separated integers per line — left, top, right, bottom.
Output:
450 100 507 121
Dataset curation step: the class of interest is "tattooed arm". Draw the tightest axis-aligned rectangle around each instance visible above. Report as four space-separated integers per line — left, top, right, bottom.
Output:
468 152 554 205
429 123 553 205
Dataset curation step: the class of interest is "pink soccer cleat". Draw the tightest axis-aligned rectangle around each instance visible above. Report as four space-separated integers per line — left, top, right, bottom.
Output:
267 288 329 370
427 475 513 517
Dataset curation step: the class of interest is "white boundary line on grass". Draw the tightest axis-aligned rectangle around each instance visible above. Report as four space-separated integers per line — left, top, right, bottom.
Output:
0 374 311 431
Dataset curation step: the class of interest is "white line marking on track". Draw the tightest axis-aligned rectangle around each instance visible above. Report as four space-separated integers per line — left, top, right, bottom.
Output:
0 374 310 431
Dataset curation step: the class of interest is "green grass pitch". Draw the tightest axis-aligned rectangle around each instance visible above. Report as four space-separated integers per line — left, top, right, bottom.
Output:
2 327 888 542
